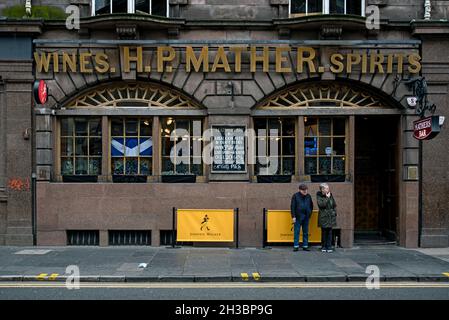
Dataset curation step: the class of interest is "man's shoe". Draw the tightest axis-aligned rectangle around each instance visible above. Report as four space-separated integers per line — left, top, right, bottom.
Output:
321 248 327 252
303 247 310 251
326 249 333 253
293 247 299 252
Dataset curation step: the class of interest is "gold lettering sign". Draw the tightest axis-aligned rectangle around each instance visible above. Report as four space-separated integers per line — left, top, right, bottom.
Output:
33 46 422 76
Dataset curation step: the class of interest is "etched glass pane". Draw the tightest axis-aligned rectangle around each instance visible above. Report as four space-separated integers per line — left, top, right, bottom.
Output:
333 157 345 175
75 158 88 175
89 158 101 175
61 157 74 175
140 158 152 175
125 158 138 174
319 157 332 174
305 157 317 175
282 157 295 175
112 158 124 175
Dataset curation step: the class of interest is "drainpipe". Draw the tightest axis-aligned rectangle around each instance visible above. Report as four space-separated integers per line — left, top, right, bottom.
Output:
424 0 431 20
25 0 32 17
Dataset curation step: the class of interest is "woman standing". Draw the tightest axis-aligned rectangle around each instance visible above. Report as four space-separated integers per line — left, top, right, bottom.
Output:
316 183 337 253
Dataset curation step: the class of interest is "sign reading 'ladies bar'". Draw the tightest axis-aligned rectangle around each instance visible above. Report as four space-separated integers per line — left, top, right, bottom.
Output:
33 46 422 75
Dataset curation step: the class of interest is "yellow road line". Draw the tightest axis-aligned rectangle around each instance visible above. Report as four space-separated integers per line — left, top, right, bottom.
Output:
48 273 59 280
36 273 48 281
0 282 449 289
253 272 261 281
240 273 249 281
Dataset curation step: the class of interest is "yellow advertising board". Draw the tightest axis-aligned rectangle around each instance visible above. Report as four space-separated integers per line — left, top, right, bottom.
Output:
176 209 234 242
267 210 321 243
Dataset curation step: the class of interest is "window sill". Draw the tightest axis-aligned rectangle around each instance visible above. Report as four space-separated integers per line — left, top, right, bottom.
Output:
310 175 346 183
112 175 148 183
62 175 98 183
256 175 292 183
161 174 196 183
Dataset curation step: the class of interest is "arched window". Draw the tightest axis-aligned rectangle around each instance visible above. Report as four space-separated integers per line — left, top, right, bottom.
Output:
58 82 205 182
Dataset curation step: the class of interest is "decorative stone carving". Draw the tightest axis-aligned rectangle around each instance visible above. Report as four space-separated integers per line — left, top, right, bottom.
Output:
116 24 138 40
320 25 343 40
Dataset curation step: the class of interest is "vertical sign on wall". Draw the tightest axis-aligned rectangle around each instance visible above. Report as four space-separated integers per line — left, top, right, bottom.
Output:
211 125 246 173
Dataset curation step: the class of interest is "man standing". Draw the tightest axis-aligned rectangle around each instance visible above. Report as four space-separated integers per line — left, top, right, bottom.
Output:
290 184 314 251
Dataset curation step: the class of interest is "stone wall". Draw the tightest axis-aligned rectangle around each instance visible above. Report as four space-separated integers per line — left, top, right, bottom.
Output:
421 37 449 247
0 61 34 245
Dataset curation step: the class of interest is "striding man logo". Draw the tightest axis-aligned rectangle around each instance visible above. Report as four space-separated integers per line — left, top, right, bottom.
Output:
200 214 210 231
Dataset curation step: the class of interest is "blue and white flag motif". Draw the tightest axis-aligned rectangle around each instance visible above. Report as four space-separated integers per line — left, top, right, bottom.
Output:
111 138 152 156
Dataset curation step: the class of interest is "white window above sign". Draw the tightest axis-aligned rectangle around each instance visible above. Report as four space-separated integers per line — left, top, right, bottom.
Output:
289 0 366 17
92 0 169 17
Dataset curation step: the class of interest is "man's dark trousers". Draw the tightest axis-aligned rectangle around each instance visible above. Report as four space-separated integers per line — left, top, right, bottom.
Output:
294 215 309 248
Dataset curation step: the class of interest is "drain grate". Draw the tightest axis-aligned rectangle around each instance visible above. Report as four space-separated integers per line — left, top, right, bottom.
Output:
109 230 151 246
67 230 99 246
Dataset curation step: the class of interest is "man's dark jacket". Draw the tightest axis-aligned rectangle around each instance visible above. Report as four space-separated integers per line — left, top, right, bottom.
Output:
290 192 314 219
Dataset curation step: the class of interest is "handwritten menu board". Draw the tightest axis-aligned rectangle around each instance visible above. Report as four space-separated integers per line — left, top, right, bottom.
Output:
212 126 246 173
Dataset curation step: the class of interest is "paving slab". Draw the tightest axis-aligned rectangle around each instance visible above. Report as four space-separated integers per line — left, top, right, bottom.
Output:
0 245 448 282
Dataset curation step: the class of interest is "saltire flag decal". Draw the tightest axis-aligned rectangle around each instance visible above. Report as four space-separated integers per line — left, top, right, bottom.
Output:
111 138 152 156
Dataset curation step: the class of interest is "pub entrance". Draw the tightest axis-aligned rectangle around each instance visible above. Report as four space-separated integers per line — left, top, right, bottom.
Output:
354 116 400 244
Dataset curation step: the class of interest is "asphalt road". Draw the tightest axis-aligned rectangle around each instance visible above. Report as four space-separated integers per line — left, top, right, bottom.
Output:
1 282 449 300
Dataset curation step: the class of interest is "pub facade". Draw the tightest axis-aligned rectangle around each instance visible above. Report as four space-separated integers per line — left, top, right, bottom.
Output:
0 0 448 248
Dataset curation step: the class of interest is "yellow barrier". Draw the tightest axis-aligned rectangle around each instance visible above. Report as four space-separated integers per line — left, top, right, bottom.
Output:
266 210 321 243
176 209 235 242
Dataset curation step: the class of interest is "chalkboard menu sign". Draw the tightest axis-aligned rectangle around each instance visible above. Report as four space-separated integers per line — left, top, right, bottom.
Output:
211 125 246 173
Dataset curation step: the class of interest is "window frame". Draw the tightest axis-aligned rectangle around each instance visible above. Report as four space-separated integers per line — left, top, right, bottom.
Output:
91 0 169 17
289 0 366 16
303 117 347 177
110 117 153 176
254 117 297 176
160 117 204 176
60 117 103 176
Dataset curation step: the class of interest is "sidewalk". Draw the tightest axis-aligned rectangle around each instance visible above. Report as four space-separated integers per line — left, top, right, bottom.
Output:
0 245 448 282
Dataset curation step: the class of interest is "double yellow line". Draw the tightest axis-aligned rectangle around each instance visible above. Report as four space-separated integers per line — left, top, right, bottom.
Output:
0 282 449 289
